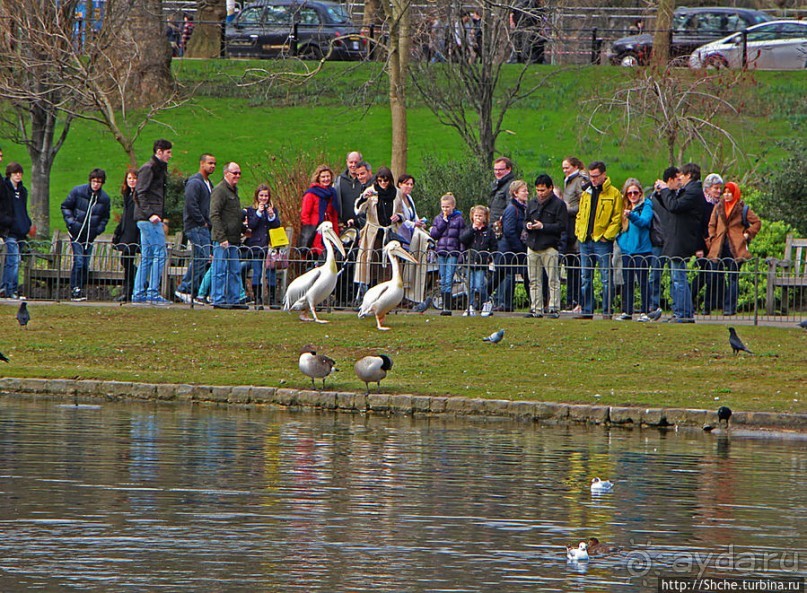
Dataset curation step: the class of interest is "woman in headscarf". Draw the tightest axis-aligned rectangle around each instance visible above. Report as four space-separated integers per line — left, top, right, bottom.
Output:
299 164 340 260
706 181 761 316
353 166 397 300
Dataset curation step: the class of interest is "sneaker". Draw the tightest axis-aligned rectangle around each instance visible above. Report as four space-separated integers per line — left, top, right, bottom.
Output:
462 305 476 317
150 296 172 307
481 300 493 317
440 309 452 316
636 314 651 322
524 312 543 318
572 304 582 314
0 288 6 298
71 288 87 302
193 297 206 306
174 290 192 304
615 313 632 321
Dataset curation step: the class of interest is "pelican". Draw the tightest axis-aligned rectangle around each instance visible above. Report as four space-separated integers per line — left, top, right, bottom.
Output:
357 241 417 331
566 541 589 562
355 354 393 393
299 344 337 389
283 221 346 323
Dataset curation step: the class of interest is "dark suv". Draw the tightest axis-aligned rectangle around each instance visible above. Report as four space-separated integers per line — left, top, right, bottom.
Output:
225 0 366 60
608 7 772 66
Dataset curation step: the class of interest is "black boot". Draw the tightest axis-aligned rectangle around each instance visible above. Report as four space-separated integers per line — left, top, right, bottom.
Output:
253 284 263 307
440 291 452 316
268 286 277 309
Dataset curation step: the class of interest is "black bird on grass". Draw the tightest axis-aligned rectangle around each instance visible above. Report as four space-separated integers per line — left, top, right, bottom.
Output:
412 296 433 314
728 327 752 355
16 301 30 329
717 405 732 428
0 351 9 363
799 320 807 330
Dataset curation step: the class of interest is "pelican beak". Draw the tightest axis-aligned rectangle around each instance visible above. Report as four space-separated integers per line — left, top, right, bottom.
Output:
325 227 346 256
392 243 417 263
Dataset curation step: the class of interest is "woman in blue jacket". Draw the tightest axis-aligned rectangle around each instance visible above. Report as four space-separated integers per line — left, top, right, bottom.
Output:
616 178 653 321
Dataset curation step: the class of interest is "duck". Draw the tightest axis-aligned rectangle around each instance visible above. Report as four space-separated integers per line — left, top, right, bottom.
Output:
283 221 346 323
354 354 393 394
298 344 337 389
587 537 621 556
590 477 614 493
566 541 589 561
358 241 418 330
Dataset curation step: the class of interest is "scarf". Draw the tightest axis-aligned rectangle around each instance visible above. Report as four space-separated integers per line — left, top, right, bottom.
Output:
723 181 740 220
307 183 340 222
374 181 397 226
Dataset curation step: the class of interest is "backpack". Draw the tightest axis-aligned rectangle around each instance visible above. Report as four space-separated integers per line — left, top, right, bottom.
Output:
649 201 665 248
741 204 752 244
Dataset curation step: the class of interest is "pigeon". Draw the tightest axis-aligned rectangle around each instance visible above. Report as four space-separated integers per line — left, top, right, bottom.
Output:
566 542 589 562
483 329 505 343
0 351 9 363
728 327 752 355
799 320 807 330
16 301 30 329
646 308 663 321
354 354 393 393
590 477 614 493
298 344 337 389
717 405 732 428
412 296 433 314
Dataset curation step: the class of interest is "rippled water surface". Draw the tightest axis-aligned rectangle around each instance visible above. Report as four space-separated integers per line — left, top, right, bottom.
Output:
0 397 804 592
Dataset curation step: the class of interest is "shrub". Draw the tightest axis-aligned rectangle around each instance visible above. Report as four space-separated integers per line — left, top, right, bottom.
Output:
755 140 807 235
416 154 494 220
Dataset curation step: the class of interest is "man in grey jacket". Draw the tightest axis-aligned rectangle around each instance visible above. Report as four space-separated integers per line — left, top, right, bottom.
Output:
175 153 216 304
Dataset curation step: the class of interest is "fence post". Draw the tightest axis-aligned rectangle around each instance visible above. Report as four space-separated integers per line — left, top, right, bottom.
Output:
290 23 298 57
590 27 599 64
753 257 759 326
740 29 748 70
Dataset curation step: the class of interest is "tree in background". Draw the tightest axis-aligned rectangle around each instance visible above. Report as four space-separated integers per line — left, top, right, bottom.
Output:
185 0 227 58
651 0 673 67
757 140 807 235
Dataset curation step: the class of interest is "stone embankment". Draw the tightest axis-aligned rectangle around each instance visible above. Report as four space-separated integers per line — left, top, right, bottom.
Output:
1 378 805 432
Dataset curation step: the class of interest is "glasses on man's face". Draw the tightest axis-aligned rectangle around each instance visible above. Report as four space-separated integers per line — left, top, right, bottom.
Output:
493 168 507 173
228 171 242 176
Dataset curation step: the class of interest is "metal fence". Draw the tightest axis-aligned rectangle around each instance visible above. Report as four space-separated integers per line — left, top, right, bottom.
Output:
2 237 805 324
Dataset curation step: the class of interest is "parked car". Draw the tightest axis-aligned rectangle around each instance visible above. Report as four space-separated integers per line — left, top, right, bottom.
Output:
225 0 366 61
690 20 807 70
608 7 772 67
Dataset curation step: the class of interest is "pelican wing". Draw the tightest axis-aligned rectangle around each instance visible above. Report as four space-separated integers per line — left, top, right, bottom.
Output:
283 267 323 311
358 282 392 317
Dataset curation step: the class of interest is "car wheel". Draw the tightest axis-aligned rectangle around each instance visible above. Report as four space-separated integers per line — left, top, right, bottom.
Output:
618 52 641 67
704 54 729 69
298 44 323 61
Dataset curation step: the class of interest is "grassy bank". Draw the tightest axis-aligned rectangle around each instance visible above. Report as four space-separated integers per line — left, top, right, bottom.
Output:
23 61 805 232
1 304 804 414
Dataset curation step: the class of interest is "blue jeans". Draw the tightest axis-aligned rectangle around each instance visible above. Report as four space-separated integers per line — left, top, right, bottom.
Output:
177 226 211 297
132 220 167 301
438 254 457 294
211 243 242 305
1 236 22 295
580 239 613 315
70 241 93 290
648 245 663 311
468 268 488 304
621 254 650 315
670 258 694 319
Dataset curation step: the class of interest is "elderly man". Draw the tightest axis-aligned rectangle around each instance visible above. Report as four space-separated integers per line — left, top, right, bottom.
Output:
334 150 363 229
210 162 248 310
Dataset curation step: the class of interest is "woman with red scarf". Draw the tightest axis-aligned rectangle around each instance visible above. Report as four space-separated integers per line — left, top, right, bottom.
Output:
706 181 761 316
299 165 340 259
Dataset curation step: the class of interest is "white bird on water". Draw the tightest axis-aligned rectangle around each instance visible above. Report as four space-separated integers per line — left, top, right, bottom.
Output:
358 241 417 331
283 221 345 323
298 344 337 389
566 541 589 561
590 477 614 493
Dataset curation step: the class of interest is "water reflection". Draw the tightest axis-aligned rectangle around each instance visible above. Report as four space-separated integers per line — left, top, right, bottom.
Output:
0 397 804 592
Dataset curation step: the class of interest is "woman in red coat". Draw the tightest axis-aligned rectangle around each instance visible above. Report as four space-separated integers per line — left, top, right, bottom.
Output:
706 181 761 316
299 165 340 258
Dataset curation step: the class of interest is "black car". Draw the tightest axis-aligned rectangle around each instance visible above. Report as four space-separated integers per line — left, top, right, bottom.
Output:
225 0 366 60
608 7 772 67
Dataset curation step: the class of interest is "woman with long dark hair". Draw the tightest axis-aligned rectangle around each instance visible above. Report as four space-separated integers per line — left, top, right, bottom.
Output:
112 168 140 302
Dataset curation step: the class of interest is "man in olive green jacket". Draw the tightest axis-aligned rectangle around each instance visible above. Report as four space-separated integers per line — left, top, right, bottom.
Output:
210 162 247 309
573 160 622 319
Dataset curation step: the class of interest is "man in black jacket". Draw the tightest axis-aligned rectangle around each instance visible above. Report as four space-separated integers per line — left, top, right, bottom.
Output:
61 169 111 301
132 139 172 305
524 174 567 318
654 162 705 323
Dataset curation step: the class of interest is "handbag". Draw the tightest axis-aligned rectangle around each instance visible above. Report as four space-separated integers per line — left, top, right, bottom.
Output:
265 248 289 270
269 226 290 247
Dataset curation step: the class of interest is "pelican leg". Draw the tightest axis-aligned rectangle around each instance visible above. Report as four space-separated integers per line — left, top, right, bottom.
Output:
375 314 390 331
311 306 329 324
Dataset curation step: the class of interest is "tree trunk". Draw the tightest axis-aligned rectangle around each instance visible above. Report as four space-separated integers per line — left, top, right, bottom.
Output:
385 0 410 175
186 0 227 58
652 0 674 67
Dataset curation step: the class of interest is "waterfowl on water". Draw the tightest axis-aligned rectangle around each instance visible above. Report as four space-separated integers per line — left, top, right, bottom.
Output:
587 537 621 556
566 541 589 561
590 477 614 493
357 241 417 331
283 221 345 323
354 354 393 393
298 344 337 389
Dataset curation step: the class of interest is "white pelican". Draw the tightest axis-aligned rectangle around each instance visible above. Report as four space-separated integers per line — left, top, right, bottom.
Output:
590 477 614 493
357 241 417 331
283 221 346 323
354 354 393 393
299 344 337 389
566 541 589 562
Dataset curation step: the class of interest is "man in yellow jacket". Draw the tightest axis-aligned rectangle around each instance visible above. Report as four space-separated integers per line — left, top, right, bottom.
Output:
573 161 623 319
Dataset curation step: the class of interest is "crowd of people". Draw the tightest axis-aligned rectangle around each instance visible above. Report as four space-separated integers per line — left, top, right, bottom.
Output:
0 140 762 320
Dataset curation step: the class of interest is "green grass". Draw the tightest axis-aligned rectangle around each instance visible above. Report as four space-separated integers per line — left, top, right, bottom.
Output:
8 60 805 232
1 304 804 414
